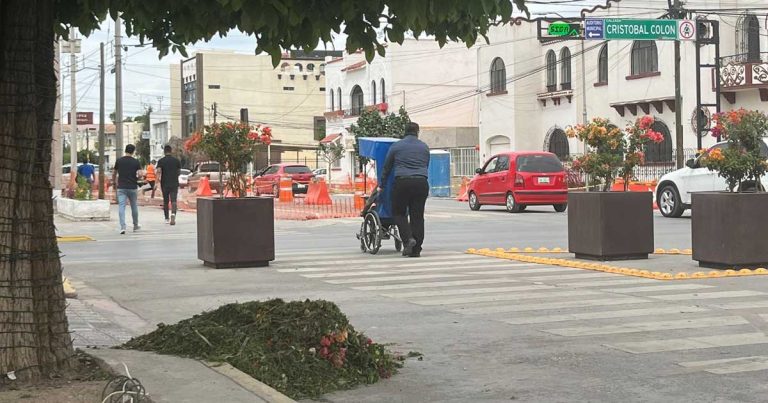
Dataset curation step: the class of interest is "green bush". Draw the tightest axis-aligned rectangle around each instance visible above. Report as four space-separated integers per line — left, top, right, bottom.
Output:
73 176 91 200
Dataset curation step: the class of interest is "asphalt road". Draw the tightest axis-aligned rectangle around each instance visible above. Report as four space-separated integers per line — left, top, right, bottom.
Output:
57 199 768 402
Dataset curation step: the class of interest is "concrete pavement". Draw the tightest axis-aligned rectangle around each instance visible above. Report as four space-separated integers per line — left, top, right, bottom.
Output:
57 200 768 402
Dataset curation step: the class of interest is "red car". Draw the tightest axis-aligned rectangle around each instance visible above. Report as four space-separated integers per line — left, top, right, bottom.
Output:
253 164 315 196
468 151 568 213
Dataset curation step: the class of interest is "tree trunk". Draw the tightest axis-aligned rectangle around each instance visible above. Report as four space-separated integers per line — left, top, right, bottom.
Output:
0 1 74 381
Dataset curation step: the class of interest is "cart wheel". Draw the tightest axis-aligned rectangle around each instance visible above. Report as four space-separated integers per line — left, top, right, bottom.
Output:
362 212 381 255
392 226 402 252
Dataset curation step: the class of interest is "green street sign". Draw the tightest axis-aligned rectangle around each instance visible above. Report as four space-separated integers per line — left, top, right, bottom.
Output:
604 19 678 40
548 22 581 37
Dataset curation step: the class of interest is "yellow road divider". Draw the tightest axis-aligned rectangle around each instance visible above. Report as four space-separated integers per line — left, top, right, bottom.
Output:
466 247 768 281
57 235 94 243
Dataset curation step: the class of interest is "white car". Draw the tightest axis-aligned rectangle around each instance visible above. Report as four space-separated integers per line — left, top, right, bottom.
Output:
655 139 768 218
178 169 191 188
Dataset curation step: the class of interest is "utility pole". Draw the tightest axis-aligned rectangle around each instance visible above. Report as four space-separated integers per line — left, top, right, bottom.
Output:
671 0 684 169
115 15 124 157
580 40 588 126
69 28 78 189
212 102 218 123
99 42 106 199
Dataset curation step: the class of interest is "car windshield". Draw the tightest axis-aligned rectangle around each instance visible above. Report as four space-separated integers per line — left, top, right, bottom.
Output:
198 163 219 172
284 166 312 174
516 155 563 173
180 169 190 175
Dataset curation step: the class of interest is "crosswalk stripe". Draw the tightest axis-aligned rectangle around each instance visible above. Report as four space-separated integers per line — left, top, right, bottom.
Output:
511 273 615 281
455 297 652 315
302 271 389 278
557 279 657 288
276 262 528 273
544 316 748 337
412 289 601 306
600 284 715 293
326 273 470 284
277 249 357 257
678 356 768 374
651 290 765 301
501 306 709 325
380 284 556 299
352 278 522 291
607 332 768 354
712 301 768 310
275 253 476 266
464 267 574 275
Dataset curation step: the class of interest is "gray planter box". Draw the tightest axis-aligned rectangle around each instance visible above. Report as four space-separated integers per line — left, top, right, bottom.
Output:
692 192 768 268
197 197 275 269
568 191 654 260
56 197 110 221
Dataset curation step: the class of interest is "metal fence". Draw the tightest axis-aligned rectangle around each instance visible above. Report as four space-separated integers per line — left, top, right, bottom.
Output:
449 147 480 177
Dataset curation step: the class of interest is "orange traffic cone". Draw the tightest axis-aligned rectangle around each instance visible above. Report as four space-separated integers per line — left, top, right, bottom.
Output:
307 178 333 205
278 176 294 202
456 177 469 201
196 176 213 197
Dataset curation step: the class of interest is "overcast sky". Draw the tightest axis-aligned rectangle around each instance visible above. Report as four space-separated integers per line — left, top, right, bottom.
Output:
65 3 598 119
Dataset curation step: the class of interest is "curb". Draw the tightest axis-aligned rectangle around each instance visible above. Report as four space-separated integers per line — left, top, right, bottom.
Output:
202 361 296 403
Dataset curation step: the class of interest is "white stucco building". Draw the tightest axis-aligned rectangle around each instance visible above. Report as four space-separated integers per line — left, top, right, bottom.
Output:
323 39 481 181
478 1 768 175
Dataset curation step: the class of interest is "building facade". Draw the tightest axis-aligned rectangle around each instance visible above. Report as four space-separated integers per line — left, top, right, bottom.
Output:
176 49 340 169
323 39 481 181
478 1 768 180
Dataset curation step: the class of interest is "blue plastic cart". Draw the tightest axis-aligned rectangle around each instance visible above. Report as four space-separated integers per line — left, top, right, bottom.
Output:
355 137 403 254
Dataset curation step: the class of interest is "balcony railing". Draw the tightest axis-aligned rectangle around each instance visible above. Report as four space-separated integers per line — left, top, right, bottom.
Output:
323 103 389 120
718 52 768 90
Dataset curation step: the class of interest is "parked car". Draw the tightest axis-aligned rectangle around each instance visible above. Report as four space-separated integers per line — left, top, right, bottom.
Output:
187 161 230 193
313 168 328 177
468 152 568 213
655 139 768 218
253 164 315 196
178 169 191 188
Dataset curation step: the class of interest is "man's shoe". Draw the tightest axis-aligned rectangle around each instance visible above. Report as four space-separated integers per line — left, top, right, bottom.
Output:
170 214 176 226
119 229 126 235
402 238 416 256
133 225 141 232
408 252 421 258
165 219 170 225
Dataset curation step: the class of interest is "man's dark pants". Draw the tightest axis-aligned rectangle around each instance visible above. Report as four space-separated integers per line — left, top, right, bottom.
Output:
162 185 178 220
391 176 429 254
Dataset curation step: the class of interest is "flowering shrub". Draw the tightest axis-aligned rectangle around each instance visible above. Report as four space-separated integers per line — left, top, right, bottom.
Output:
185 122 272 197
701 108 768 192
566 116 664 191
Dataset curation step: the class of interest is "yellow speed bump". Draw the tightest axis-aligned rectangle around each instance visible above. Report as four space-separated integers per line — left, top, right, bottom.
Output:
57 235 94 243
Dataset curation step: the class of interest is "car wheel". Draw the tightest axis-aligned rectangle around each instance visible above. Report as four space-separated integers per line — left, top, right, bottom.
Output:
553 203 567 213
505 193 521 213
519 205 527 211
658 185 684 218
468 192 481 211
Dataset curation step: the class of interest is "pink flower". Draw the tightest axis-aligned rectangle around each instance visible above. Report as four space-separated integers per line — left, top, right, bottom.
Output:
638 115 654 130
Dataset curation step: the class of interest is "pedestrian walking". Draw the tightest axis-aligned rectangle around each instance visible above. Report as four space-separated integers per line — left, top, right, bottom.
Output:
112 144 141 234
77 157 95 184
156 145 182 225
380 122 430 257
141 160 157 198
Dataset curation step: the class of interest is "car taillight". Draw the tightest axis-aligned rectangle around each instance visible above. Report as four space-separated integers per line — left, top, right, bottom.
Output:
515 174 524 187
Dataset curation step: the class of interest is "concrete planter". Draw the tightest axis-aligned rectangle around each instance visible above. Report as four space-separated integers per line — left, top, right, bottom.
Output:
197 197 275 269
568 191 654 260
56 197 110 221
692 192 768 268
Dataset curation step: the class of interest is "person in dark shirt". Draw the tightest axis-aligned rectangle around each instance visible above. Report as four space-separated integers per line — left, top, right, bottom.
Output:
156 145 182 225
112 144 141 234
380 122 431 257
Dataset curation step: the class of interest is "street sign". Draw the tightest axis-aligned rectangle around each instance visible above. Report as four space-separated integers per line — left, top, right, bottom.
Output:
141 131 150 140
678 20 697 41
603 19 678 40
67 111 93 125
584 19 605 40
548 22 581 37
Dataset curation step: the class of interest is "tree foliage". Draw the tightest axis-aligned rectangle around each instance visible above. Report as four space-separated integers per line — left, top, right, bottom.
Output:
349 106 410 166
55 1 528 65
318 140 345 181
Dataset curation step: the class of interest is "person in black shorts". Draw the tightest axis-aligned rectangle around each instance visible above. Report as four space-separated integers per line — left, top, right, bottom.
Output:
156 145 182 225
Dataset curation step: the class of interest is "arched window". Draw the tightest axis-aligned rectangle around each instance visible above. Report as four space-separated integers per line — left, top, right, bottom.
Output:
307 63 315 72
380 78 386 103
294 63 303 72
337 88 342 111
560 47 572 90
644 121 673 163
350 85 364 115
547 129 570 161
371 80 377 104
330 90 335 111
280 62 290 72
598 44 608 84
738 14 761 62
490 57 506 94
631 41 658 76
546 50 557 91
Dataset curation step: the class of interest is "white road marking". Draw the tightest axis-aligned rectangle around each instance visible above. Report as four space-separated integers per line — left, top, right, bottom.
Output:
544 316 747 337
381 284 555 299
352 278 522 291
326 273 470 284
501 306 709 325
455 297 652 315
678 356 768 374
600 284 716 293
651 290 765 301
413 289 601 306
607 332 768 354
